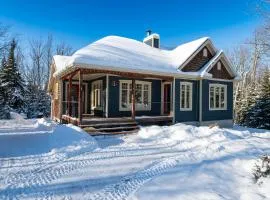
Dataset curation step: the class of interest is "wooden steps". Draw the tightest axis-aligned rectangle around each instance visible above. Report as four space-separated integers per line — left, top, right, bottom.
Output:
80 119 139 135
88 129 139 136
79 116 173 136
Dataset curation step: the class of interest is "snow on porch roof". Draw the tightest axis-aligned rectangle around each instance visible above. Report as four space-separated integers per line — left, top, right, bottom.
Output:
53 36 211 78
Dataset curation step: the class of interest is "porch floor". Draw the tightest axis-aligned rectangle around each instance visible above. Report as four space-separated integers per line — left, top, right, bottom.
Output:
81 115 173 125
62 115 173 136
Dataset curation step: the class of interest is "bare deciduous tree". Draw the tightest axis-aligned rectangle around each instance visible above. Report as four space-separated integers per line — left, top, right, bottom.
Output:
29 39 45 88
43 34 53 89
56 42 73 56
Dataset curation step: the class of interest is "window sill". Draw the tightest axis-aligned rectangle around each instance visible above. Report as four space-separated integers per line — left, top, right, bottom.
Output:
180 109 193 111
119 108 152 112
209 108 227 111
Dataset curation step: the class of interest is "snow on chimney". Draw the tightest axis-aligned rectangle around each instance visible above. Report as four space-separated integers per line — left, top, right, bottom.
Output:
143 30 160 48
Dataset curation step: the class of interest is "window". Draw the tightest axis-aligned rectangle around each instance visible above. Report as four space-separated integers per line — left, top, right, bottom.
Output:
119 80 151 111
217 61 222 70
91 80 102 109
180 82 193 111
209 84 227 110
203 48 208 57
54 82 59 100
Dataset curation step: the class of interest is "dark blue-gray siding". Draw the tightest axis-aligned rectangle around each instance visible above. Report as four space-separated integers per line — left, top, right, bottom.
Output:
174 79 199 122
61 76 233 122
201 80 233 121
107 76 161 117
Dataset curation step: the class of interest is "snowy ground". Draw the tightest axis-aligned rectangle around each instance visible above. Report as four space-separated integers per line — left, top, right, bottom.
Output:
0 114 270 200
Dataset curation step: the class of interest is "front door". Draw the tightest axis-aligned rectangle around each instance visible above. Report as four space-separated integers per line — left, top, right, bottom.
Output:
91 80 103 116
163 83 171 115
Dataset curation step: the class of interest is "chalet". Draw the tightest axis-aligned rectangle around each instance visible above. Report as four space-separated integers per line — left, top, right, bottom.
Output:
48 32 238 134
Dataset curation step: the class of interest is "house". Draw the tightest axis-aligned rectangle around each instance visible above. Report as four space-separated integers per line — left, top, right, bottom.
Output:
48 32 238 134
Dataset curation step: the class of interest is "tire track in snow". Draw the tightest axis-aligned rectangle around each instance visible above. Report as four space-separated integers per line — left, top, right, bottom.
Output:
2 140 97 190
0 146 182 199
61 139 235 200
86 158 177 200
2 131 238 199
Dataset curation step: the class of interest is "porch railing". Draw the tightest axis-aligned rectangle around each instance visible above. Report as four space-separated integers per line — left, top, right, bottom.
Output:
62 100 173 120
62 101 79 118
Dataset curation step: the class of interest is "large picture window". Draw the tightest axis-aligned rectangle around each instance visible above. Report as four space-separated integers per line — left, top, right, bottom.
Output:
119 80 151 111
180 82 193 111
209 84 227 110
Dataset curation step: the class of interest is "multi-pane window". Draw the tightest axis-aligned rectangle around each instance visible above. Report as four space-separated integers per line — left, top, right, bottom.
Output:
91 80 102 109
180 82 193 111
209 84 227 110
119 80 151 111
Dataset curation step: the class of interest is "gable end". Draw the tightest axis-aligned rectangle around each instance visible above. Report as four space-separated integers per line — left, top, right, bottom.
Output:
208 60 234 80
182 46 214 72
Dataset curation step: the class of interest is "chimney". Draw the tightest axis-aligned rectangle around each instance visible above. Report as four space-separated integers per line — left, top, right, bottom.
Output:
143 30 160 48
146 29 152 36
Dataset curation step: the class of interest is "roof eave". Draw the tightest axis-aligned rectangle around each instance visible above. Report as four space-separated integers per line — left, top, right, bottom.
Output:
54 62 204 80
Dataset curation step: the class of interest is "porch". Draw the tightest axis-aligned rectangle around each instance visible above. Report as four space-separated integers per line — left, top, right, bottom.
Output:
62 114 173 135
58 68 174 134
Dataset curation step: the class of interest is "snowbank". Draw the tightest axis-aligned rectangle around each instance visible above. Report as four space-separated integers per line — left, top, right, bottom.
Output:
0 114 98 157
135 123 231 145
135 123 270 144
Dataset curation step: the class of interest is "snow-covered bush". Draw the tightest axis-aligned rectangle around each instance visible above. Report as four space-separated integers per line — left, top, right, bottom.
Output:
253 155 270 183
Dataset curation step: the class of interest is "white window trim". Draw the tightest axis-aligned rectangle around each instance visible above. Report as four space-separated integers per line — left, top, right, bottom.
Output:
180 82 193 111
161 82 172 115
209 83 227 111
91 80 103 110
119 80 152 111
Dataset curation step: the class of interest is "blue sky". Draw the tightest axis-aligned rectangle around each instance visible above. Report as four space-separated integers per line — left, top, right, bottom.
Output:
0 0 263 51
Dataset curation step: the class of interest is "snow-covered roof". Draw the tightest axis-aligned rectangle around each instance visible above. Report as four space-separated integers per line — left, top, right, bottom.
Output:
53 55 71 73
52 36 213 78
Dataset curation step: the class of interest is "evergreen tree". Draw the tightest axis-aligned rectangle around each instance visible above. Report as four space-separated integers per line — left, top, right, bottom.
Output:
243 70 270 129
241 81 259 125
0 39 25 113
24 84 50 118
0 56 11 119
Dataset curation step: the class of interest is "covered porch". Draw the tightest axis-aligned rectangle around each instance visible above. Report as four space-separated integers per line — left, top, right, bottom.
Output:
60 68 174 134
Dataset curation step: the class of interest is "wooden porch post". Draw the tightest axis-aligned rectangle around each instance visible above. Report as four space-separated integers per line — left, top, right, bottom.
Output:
78 69 83 125
131 79 136 120
68 76 72 117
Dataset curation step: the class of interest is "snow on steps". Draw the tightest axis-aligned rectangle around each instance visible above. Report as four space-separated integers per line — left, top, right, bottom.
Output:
81 119 140 135
80 116 173 135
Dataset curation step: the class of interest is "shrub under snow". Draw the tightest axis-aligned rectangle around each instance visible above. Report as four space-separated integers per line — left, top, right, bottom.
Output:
253 155 270 183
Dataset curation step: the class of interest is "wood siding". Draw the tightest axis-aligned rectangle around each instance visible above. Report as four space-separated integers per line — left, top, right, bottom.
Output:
52 80 60 119
182 47 213 72
208 60 234 80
